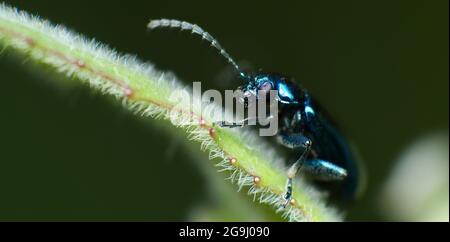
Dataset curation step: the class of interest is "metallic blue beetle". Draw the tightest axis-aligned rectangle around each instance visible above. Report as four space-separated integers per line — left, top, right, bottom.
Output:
240 73 360 205
148 19 361 206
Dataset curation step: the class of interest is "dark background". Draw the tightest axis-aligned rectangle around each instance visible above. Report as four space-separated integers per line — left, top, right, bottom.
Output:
0 0 448 221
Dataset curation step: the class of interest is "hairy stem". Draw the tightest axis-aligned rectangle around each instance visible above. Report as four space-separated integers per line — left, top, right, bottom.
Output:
0 4 340 221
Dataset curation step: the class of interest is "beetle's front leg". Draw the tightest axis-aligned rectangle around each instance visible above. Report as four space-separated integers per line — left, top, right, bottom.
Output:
214 116 272 128
279 132 312 207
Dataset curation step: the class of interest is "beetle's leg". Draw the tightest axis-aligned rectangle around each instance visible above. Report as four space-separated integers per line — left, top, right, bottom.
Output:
277 132 311 150
303 159 347 181
284 148 311 207
214 116 273 128
214 120 248 128
278 133 312 207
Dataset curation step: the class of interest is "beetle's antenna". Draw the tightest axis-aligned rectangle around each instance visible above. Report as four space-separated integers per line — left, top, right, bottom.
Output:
148 19 247 79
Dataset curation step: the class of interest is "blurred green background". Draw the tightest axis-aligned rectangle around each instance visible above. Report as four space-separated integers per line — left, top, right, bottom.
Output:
0 0 448 221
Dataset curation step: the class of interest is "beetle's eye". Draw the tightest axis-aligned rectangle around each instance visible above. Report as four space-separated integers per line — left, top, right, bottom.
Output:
242 90 253 98
259 81 272 93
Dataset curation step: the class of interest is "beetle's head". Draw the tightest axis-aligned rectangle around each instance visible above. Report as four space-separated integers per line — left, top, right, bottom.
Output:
237 73 299 106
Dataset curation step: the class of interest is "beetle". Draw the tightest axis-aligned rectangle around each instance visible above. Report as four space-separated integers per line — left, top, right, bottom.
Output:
148 19 362 207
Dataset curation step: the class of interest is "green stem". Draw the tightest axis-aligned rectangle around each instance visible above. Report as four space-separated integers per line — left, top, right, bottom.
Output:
0 4 340 222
